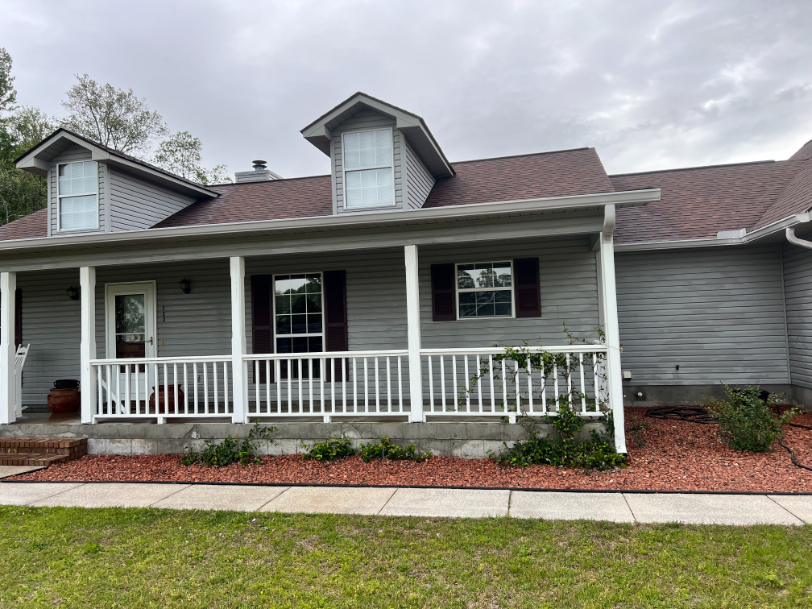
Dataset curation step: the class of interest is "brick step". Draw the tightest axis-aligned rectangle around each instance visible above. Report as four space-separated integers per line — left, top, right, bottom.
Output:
0 438 86 461
0 453 72 466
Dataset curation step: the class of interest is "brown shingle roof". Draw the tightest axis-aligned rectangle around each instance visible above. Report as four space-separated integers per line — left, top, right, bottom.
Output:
612 160 807 244
423 148 614 207
0 208 48 241
153 175 333 228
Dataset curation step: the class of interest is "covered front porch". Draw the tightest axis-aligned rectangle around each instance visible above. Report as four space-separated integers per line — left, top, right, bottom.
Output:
0 193 655 453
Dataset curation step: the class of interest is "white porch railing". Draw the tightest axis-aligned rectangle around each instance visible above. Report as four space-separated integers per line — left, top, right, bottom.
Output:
422 345 608 420
90 345 608 423
92 356 234 421
244 350 409 421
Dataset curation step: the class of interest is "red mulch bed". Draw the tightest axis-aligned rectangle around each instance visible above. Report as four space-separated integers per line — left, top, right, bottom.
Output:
11 409 812 493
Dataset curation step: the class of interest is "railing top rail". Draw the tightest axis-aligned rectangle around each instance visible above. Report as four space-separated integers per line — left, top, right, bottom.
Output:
91 355 232 365
245 350 409 359
420 345 607 355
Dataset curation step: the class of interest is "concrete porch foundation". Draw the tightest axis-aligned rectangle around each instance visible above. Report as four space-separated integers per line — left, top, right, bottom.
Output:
0 413 607 458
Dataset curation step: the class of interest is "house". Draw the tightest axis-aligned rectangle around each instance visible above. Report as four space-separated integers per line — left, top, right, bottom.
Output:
0 92 810 456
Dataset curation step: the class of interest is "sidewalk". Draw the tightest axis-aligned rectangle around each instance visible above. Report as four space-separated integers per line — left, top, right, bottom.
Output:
1 472 810 526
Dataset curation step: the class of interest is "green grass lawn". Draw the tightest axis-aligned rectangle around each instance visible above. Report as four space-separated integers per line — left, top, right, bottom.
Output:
0 506 810 608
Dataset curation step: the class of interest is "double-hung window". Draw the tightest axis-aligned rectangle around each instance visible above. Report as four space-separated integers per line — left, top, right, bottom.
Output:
457 262 514 318
58 161 98 231
274 273 323 377
342 128 394 209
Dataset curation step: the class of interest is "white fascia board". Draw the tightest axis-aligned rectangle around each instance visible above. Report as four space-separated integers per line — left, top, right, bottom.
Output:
0 188 661 253
17 131 218 198
615 212 812 252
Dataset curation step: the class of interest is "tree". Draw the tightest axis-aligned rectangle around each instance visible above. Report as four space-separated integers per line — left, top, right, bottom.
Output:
0 48 16 114
0 107 53 225
152 130 230 185
61 73 168 155
0 50 50 226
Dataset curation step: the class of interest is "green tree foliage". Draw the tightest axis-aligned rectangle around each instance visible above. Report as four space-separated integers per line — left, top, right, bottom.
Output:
0 48 17 113
152 130 230 185
0 55 231 227
60 73 168 156
0 49 51 226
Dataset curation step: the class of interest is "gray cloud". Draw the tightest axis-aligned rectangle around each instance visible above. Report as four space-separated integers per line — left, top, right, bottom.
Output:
2 0 811 179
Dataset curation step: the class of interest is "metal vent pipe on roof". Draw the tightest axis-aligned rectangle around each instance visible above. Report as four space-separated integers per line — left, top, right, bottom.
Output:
234 160 282 183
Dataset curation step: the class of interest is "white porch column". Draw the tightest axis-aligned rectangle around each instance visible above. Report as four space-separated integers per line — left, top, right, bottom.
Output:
597 205 627 453
404 245 425 423
230 256 248 424
80 266 97 424
0 272 17 425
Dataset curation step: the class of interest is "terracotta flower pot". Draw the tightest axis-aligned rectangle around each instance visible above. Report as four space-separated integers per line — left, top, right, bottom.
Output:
149 385 185 414
47 387 81 413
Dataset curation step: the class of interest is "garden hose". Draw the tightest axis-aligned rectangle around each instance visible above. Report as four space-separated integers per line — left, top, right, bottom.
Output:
642 406 812 472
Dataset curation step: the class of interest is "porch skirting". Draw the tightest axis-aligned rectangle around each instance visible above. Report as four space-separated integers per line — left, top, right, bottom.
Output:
0 420 606 459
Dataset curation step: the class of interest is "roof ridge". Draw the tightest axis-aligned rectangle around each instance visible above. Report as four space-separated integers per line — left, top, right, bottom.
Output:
610 160 780 178
209 174 331 188
450 147 593 166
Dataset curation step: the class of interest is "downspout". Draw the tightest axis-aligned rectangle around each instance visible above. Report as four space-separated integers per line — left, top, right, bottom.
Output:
785 213 812 407
785 212 812 249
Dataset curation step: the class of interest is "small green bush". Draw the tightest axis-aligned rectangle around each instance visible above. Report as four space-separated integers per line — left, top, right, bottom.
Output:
302 437 356 461
489 400 626 470
181 421 276 466
706 385 797 452
359 437 431 463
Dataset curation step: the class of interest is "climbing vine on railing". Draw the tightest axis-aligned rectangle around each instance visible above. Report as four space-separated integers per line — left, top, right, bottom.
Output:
458 325 609 416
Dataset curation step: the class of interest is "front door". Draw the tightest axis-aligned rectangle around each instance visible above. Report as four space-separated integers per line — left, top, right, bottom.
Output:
105 282 157 402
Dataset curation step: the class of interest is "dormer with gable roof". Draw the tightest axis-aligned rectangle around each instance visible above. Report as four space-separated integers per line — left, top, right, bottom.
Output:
300 92 454 215
15 129 218 237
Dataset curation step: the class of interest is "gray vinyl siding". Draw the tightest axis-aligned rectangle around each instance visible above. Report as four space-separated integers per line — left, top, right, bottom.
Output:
616 245 790 386
330 110 404 214
16 236 596 405
17 268 82 406
782 244 812 389
93 260 232 359
107 168 195 231
48 145 106 236
404 140 435 210
420 236 601 346
46 145 195 237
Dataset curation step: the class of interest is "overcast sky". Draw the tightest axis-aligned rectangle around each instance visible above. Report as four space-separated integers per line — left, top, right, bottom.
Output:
2 0 811 180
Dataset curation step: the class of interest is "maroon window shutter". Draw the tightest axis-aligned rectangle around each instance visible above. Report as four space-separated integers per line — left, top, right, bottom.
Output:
251 275 274 383
14 289 22 348
514 258 541 318
323 270 348 381
431 263 456 321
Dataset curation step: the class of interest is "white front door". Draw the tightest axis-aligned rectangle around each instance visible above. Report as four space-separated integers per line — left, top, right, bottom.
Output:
105 282 157 401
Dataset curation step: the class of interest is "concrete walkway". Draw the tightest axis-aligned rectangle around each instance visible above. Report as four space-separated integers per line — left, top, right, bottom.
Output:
0 479 810 525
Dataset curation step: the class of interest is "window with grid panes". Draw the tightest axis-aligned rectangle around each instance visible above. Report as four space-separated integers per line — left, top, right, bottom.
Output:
342 128 394 209
456 262 513 318
58 161 98 230
274 273 323 378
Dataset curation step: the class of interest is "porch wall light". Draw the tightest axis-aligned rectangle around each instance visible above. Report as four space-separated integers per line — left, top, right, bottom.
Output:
179 279 191 294
67 286 80 301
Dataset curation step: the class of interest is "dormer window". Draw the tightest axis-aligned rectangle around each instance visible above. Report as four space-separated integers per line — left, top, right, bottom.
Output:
58 161 98 231
343 128 394 209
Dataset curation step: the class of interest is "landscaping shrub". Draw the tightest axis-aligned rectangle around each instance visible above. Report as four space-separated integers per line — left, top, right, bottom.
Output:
489 400 626 470
302 437 356 461
706 385 797 452
359 437 431 462
181 421 276 466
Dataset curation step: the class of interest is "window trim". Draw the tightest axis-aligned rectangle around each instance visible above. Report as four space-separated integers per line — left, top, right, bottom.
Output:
341 127 396 210
272 272 325 354
455 260 516 321
57 161 99 232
